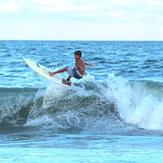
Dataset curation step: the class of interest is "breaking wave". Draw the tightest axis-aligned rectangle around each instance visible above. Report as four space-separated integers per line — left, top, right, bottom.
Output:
1 74 163 133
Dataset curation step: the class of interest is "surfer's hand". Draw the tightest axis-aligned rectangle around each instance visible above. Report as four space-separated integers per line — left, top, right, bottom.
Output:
90 63 95 67
85 62 95 67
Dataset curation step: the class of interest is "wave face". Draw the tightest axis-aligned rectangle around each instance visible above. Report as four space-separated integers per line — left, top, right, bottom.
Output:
1 75 163 134
0 88 37 125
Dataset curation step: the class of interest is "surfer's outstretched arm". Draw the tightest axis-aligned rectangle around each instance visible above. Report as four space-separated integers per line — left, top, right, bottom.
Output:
49 67 68 76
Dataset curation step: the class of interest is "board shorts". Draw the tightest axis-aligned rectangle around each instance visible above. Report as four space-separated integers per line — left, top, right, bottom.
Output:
68 67 83 79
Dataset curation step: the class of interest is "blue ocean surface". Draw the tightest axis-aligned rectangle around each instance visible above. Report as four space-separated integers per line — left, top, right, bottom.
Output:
1 41 163 162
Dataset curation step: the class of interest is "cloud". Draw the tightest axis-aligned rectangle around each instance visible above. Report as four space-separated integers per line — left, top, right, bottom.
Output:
112 0 163 7
0 0 163 40
29 0 162 22
0 0 20 12
31 0 104 13
31 0 73 12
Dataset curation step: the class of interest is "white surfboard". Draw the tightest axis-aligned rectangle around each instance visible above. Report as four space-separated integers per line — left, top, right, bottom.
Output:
23 58 69 86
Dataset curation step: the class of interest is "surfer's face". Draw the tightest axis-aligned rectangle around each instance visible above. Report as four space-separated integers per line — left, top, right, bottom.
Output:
74 54 80 60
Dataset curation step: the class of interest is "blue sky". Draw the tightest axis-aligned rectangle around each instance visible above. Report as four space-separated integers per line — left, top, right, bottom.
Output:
0 0 163 40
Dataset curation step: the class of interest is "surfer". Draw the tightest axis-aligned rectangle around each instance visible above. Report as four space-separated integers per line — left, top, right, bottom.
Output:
49 50 94 85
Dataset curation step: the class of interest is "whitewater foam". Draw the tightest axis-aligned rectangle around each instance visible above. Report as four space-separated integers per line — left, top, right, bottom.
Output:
24 80 118 132
106 74 163 131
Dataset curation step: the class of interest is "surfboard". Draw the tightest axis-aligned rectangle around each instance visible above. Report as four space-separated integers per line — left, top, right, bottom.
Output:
23 58 70 86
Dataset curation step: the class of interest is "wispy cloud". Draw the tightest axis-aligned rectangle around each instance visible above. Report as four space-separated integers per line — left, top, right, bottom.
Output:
31 0 73 12
28 0 163 23
0 0 20 12
31 0 101 13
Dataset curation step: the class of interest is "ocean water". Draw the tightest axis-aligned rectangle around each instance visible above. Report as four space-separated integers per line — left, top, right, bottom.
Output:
1 41 163 162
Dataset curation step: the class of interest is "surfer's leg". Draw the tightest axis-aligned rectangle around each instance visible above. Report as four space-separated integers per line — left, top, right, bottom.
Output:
49 67 69 76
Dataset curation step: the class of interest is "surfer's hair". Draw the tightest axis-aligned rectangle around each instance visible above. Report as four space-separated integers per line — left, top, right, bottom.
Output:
74 50 82 57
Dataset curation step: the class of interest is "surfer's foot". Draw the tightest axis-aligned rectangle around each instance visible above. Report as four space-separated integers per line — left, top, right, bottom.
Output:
62 78 72 86
49 72 56 76
67 76 71 81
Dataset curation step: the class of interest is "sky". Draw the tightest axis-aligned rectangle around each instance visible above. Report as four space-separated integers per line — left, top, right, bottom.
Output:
0 0 163 40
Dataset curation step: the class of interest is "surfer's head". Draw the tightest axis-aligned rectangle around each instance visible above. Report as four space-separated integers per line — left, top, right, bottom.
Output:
74 50 82 59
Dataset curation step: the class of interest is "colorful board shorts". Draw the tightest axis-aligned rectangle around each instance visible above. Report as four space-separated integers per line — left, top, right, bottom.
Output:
68 67 83 79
